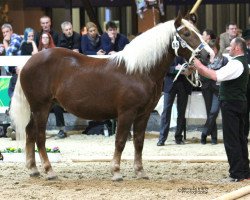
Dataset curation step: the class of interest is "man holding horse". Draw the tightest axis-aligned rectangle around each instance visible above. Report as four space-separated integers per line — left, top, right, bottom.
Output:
193 37 250 182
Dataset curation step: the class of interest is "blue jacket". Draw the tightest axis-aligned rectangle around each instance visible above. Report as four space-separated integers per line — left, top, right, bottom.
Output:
101 32 129 54
81 34 102 55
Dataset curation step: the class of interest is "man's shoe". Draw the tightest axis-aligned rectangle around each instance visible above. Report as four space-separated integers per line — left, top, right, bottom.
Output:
201 133 207 145
57 130 66 139
222 176 244 182
211 139 217 145
175 140 185 145
157 141 164 146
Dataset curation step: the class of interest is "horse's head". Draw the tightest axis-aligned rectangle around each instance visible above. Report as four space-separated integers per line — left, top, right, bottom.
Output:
172 12 214 65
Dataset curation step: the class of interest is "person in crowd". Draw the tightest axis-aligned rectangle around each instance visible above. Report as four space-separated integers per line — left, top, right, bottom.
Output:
38 32 66 139
1 23 22 75
38 32 55 50
220 22 238 54
101 21 129 55
81 22 105 55
157 56 192 146
193 37 250 182
57 21 81 53
242 29 250 141
35 16 59 47
202 28 216 43
200 39 228 145
20 27 38 55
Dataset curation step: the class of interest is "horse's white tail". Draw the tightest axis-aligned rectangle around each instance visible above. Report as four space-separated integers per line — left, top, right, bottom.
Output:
9 71 31 141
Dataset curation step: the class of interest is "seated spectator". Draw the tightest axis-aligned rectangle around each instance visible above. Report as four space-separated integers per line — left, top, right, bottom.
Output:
219 22 238 54
20 27 38 55
35 16 58 47
101 21 129 55
38 32 55 50
57 21 81 52
81 22 105 55
38 32 66 139
1 23 22 75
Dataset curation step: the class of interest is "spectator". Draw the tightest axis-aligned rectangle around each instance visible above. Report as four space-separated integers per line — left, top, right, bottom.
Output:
193 37 250 182
101 21 129 55
202 28 216 43
1 23 22 75
35 16 59 47
38 32 66 139
20 28 38 55
157 57 192 146
200 39 228 145
81 22 105 55
220 22 238 54
57 21 81 53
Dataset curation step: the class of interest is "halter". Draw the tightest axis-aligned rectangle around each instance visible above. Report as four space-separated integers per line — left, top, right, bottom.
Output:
171 24 206 87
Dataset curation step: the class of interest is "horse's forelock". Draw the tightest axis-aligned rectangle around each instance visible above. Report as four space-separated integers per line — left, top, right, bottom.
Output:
110 20 176 74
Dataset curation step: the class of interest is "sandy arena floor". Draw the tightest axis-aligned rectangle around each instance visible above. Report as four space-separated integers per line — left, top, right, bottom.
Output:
0 129 250 200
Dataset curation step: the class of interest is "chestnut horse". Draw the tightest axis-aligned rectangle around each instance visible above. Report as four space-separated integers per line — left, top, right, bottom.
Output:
10 13 214 181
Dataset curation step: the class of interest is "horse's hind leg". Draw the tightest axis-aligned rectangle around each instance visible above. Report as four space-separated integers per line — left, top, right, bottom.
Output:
111 112 135 181
33 109 58 180
132 113 151 179
26 115 40 177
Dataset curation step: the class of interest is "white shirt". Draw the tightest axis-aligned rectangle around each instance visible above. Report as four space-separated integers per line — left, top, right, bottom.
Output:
216 55 244 82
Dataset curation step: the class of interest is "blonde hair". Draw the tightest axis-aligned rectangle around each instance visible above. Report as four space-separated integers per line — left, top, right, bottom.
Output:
85 22 97 31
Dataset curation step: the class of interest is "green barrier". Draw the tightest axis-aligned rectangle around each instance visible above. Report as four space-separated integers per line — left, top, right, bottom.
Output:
0 76 11 108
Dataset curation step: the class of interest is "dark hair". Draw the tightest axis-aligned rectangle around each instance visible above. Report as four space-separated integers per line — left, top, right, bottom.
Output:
208 39 220 51
234 37 247 52
203 29 216 40
105 21 117 30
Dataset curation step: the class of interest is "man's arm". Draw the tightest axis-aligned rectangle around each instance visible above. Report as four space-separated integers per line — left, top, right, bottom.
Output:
193 58 217 81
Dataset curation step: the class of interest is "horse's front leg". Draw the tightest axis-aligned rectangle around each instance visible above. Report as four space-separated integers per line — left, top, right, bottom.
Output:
132 113 151 179
111 115 134 181
25 116 40 177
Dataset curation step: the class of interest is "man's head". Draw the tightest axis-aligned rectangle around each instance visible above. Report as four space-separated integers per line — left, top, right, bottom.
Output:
105 21 118 39
1 23 13 41
61 21 73 37
227 22 238 39
229 37 246 57
40 16 51 32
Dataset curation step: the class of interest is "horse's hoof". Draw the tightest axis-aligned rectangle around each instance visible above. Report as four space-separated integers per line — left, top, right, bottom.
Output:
47 171 58 180
136 171 149 180
111 173 123 181
30 171 40 177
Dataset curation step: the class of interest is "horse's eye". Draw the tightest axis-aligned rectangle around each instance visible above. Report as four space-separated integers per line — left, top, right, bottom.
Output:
184 31 190 37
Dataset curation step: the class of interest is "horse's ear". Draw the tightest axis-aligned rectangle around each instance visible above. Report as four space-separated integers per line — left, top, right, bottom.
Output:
174 11 183 28
184 11 190 20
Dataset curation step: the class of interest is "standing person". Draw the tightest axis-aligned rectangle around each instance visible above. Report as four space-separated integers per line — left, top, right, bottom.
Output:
220 22 238 54
35 16 59 47
193 37 250 182
242 30 250 140
38 32 66 139
101 21 129 55
202 28 216 43
20 28 38 55
81 22 105 55
157 57 192 146
1 23 22 75
57 21 81 53
200 39 228 145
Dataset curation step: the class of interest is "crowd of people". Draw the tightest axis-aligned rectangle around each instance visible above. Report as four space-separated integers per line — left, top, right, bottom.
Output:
1 14 250 182
0 16 129 139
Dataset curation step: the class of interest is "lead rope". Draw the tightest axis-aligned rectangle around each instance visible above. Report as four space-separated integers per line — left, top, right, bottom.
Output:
173 62 202 87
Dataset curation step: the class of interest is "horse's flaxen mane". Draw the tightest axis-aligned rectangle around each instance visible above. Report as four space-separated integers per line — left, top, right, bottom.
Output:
110 20 177 74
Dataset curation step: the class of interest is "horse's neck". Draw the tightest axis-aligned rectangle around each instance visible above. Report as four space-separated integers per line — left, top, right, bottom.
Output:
149 53 175 82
